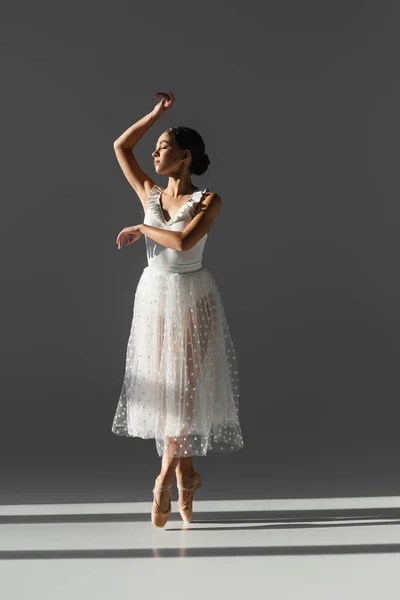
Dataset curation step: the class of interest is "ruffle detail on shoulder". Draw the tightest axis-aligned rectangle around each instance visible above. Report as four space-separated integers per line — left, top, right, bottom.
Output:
179 188 209 221
146 185 159 206
149 186 209 225
187 188 209 207
145 186 163 221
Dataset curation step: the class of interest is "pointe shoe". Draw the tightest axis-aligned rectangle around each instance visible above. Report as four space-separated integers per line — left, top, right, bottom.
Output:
152 476 172 528
177 471 201 523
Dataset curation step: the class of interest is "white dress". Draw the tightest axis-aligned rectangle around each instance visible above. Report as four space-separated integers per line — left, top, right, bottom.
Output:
111 184 244 457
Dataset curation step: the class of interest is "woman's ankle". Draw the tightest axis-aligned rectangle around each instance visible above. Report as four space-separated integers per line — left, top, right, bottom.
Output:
176 467 196 481
157 472 174 486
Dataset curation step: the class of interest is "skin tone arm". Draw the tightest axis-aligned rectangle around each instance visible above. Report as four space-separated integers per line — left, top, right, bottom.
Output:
114 92 174 150
113 92 174 209
116 192 221 251
114 91 221 251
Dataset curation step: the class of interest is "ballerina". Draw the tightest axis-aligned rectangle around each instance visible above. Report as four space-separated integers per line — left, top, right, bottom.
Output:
112 91 244 527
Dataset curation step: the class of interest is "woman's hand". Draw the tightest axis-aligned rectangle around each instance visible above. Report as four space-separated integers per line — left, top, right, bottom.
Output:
152 91 175 118
116 225 143 249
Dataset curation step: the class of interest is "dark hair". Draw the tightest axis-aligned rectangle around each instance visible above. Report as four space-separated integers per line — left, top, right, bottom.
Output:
165 126 210 176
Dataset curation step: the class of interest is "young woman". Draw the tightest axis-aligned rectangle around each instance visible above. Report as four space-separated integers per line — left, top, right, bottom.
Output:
111 91 244 527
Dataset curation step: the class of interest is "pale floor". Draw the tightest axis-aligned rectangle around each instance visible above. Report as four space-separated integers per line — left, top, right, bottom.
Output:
1 496 400 599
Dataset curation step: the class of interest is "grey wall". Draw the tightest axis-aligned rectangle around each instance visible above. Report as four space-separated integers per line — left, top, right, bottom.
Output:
1 0 398 503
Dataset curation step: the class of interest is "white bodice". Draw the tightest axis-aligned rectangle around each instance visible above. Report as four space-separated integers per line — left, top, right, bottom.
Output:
143 185 209 273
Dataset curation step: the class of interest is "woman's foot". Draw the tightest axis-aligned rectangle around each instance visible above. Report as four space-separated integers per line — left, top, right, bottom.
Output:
176 470 201 522
176 468 196 507
152 477 172 528
153 487 171 512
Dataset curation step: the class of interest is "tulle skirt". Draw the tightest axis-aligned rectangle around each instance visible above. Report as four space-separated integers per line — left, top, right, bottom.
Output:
111 265 244 457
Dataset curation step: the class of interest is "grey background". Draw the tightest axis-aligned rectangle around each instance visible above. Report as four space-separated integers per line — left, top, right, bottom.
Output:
1 1 398 504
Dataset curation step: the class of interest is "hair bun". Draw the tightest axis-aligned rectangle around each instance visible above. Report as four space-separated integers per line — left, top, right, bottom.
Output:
192 153 210 175
195 153 210 166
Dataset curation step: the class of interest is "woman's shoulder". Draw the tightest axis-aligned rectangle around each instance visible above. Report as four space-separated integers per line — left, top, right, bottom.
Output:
205 190 221 205
202 189 220 200
192 190 221 217
195 189 220 205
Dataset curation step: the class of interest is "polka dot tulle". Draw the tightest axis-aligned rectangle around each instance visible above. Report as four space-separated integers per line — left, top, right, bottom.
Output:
111 184 244 457
111 266 244 456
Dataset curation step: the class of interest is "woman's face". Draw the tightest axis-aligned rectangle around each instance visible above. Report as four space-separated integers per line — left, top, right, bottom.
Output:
152 133 190 174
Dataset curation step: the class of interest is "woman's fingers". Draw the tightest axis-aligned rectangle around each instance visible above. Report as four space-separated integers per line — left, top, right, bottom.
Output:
155 92 168 102
116 232 126 248
117 234 138 248
164 91 174 109
155 91 175 112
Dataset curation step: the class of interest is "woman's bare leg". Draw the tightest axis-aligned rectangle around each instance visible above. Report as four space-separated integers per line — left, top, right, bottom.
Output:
155 438 180 511
175 456 196 506
154 312 180 510
176 456 195 479
172 294 212 506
